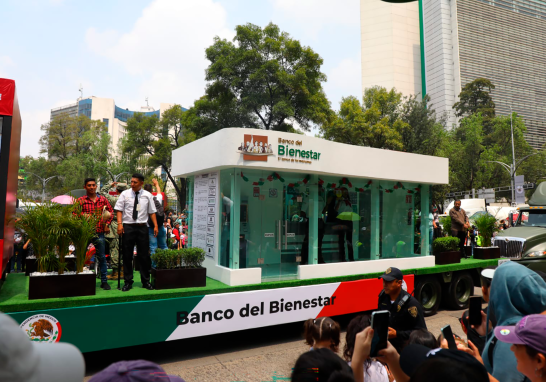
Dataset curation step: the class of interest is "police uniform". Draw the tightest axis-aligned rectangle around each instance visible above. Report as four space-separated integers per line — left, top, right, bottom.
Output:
377 267 427 352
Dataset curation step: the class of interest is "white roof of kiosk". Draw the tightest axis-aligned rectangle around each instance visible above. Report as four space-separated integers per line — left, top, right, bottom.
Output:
172 128 448 184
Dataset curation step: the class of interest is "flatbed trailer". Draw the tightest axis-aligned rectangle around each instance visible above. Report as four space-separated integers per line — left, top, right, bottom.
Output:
1 258 498 353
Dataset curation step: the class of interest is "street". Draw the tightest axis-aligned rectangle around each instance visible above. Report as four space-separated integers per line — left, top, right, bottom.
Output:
83 288 480 382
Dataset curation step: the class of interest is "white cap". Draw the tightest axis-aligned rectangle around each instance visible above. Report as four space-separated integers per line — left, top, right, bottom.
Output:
481 268 496 280
0 313 85 382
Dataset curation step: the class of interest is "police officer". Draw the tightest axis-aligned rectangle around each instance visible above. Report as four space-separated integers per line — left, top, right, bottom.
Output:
377 267 427 352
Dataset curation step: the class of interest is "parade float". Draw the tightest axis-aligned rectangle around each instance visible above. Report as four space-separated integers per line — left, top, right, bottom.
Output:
1 124 500 352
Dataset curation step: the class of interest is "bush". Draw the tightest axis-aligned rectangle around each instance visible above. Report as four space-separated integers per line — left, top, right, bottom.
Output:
474 213 498 247
439 216 451 234
432 237 460 255
152 248 205 269
183 248 205 268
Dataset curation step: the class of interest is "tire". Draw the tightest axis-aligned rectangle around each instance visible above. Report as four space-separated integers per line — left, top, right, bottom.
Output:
414 276 442 317
443 271 474 310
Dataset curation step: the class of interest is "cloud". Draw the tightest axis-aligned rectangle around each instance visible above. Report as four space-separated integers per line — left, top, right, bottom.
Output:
0 55 15 77
20 109 50 158
85 0 234 107
271 0 360 38
327 57 362 100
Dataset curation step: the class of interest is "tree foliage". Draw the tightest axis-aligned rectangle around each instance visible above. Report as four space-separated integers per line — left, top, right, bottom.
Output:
185 22 332 137
321 87 408 150
453 78 496 136
122 105 195 206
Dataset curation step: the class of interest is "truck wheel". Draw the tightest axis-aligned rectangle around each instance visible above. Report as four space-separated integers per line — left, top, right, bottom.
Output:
414 276 442 316
443 271 474 310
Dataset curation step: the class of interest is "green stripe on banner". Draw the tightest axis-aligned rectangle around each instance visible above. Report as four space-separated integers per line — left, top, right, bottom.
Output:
8 295 205 353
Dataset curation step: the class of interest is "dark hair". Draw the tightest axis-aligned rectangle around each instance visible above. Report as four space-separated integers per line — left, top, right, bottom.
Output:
454 199 461 203
408 329 438 349
303 317 341 353
143 184 153 192
84 178 96 186
343 315 371 362
524 344 540 358
132 173 145 182
292 348 354 382
410 357 488 382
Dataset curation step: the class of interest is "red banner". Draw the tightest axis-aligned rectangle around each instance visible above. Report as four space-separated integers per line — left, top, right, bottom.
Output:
0 78 15 116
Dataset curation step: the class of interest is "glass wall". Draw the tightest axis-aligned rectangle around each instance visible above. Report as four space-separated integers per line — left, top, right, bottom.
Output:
211 170 431 281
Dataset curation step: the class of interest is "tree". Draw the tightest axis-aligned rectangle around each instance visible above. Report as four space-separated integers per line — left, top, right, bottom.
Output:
185 22 332 137
400 94 447 156
122 105 195 208
453 78 496 136
39 114 107 160
320 87 408 150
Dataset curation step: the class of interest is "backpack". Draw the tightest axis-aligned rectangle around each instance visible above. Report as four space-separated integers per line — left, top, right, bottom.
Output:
149 196 165 227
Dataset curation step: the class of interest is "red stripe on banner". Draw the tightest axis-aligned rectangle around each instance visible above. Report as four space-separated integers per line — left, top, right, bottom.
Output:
0 78 15 116
56 322 62 342
316 275 415 318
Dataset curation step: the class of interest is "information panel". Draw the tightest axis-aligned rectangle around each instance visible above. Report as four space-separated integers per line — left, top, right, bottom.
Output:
192 172 218 259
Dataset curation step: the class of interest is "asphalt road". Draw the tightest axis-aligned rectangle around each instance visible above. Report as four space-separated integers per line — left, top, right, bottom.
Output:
83 288 480 382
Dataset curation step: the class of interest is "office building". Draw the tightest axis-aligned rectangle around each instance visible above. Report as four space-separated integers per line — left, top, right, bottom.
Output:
361 0 546 148
50 97 175 154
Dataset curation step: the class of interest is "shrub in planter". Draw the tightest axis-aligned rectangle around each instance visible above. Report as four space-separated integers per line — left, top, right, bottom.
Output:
17 201 98 300
151 248 206 289
439 216 451 236
474 214 500 259
432 237 461 265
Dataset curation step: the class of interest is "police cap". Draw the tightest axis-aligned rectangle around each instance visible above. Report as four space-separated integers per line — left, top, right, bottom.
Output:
378 267 403 282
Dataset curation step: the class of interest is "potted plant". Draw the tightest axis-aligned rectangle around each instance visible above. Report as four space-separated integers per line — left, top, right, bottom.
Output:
473 214 500 259
432 237 461 265
17 202 99 300
151 248 206 289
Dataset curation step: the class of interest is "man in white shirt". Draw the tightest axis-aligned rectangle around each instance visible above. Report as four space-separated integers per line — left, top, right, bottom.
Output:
115 173 158 292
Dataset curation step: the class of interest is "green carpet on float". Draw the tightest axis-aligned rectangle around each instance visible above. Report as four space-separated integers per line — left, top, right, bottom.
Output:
0 258 499 313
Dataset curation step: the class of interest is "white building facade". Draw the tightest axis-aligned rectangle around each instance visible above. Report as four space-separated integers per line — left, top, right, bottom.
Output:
361 0 546 147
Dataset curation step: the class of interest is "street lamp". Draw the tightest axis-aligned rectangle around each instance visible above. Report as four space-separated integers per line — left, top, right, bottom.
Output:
487 107 538 206
27 173 59 203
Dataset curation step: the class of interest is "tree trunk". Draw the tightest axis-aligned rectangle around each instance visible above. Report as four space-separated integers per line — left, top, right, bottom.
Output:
162 164 185 212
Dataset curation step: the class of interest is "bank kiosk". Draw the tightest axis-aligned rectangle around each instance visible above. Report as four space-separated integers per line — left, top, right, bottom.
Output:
172 128 448 286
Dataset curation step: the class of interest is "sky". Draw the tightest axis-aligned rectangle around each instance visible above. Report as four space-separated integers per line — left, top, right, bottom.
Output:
0 0 362 157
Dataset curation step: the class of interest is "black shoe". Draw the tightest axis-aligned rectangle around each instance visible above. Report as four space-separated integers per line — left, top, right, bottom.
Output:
100 282 111 290
142 282 154 290
122 284 132 292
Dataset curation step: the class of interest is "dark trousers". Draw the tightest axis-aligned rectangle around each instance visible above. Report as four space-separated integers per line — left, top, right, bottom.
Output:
9 244 25 273
452 230 467 257
122 224 151 285
338 221 354 262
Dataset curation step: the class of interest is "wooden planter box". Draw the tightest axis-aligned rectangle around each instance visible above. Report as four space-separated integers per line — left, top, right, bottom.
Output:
28 273 96 300
25 257 76 276
434 251 461 265
473 246 501 260
151 267 206 290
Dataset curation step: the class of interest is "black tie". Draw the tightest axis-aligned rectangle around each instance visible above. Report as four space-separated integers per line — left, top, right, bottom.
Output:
132 191 140 221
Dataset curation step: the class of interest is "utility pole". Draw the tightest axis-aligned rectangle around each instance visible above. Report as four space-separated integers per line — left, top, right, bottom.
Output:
487 107 538 206
27 173 59 203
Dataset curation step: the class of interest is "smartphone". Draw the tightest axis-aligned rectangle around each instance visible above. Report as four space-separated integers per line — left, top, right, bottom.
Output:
469 296 483 327
441 324 458 350
370 310 390 357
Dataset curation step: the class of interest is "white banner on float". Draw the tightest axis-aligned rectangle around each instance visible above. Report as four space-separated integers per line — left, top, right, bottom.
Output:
192 172 218 260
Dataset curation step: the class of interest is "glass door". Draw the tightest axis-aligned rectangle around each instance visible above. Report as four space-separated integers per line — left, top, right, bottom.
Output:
237 170 309 281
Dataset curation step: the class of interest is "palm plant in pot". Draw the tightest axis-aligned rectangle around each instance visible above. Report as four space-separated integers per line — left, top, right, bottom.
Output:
151 248 206 289
473 213 500 259
69 203 99 273
16 202 58 274
51 204 74 274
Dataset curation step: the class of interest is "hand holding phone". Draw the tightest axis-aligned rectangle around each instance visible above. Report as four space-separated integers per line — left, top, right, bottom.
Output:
469 296 483 327
371 310 390 357
441 324 458 351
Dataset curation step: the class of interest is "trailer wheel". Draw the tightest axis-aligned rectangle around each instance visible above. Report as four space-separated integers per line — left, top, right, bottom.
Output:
443 271 474 310
414 276 442 316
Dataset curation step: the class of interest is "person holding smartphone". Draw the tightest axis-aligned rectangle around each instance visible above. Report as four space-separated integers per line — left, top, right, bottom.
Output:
377 267 427 353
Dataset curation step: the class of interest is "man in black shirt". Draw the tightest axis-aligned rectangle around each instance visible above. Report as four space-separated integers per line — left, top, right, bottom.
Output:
377 267 427 352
